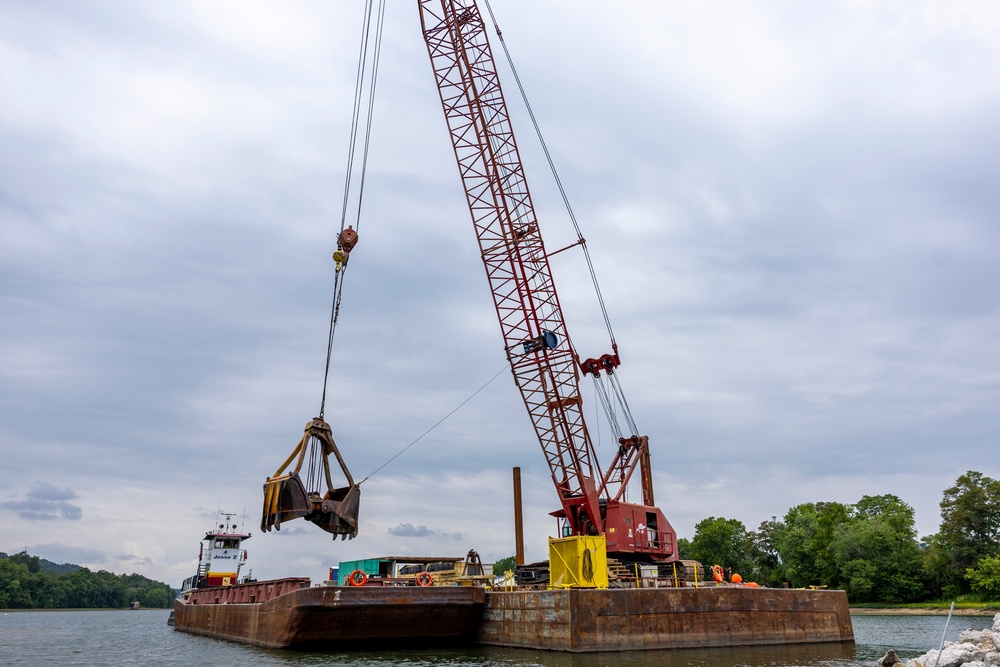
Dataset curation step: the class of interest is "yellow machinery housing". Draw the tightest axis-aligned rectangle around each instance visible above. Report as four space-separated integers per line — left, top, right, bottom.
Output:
548 535 608 589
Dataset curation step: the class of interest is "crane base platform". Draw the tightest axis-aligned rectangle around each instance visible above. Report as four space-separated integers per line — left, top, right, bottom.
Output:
478 586 853 652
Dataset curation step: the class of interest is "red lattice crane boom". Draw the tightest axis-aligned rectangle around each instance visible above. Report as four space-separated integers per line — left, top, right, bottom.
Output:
419 0 677 562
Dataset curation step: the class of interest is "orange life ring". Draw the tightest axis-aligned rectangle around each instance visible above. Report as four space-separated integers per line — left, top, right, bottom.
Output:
416 571 433 587
711 564 724 583
348 569 368 587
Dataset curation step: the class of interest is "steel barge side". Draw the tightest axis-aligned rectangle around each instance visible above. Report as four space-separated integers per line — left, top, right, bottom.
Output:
478 586 854 652
173 578 487 649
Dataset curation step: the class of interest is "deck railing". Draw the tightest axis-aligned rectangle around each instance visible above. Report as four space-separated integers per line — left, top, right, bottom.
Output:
187 577 311 605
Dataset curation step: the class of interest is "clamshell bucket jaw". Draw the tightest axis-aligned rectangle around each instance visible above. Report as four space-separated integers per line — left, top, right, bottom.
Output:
261 472 312 532
310 483 361 540
261 417 361 539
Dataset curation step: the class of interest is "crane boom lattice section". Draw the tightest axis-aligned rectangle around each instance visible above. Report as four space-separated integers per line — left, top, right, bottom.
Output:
419 0 604 532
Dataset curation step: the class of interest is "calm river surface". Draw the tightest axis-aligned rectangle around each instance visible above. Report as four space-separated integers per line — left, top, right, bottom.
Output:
0 609 994 667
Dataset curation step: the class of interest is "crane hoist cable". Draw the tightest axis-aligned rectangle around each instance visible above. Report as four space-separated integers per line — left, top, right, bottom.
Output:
261 0 386 541
319 0 387 420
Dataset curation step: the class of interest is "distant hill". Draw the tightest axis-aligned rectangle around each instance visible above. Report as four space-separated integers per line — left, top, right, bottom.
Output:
0 550 174 609
1 551 82 575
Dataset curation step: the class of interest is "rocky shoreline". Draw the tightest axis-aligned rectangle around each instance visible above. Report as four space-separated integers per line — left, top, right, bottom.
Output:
878 612 1000 667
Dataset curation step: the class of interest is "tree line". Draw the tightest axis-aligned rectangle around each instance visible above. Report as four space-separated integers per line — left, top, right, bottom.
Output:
490 470 1000 603
0 551 175 609
678 470 1000 603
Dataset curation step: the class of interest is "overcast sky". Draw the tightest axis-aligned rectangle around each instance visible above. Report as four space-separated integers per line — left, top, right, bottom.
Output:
2 0 998 588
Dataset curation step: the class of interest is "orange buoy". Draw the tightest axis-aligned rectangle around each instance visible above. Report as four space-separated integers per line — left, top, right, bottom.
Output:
416 571 433 587
347 569 368 587
731 573 743 584
711 564 724 583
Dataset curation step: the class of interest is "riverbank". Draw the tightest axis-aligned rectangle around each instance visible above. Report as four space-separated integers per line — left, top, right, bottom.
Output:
851 606 998 616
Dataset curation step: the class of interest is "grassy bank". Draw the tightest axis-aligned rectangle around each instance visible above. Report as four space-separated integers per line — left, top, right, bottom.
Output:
850 602 1000 616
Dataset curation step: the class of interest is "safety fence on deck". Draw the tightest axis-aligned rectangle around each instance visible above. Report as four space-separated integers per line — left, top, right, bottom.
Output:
187 577 311 605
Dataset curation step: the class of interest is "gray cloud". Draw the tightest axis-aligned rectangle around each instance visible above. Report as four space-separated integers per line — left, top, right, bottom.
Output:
25 483 78 503
118 554 154 566
388 524 463 541
3 484 83 521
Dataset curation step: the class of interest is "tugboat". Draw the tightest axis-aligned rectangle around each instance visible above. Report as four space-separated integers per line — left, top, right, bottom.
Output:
179 513 252 593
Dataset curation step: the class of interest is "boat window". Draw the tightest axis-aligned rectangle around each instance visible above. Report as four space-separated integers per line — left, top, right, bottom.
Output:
398 564 424 575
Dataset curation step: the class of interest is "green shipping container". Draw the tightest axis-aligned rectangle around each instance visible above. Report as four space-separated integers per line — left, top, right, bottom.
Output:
337 558 391 585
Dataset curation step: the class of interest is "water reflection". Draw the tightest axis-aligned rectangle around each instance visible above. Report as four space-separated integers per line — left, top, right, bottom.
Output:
480 643 858 667
265 614 997 667
269 642 857 667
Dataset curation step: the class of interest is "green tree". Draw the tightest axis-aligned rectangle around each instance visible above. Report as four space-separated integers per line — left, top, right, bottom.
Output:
831 495 924 602
141 587 171 608
0 560 34 608
919 532 953 599
492 556 516 578
689 517 757 581
676 537 692 560
0 552 176 609
28 570 56 608
7 551 42 574
935 471 1000 595
774 502 850 588
966 555 1000 601
749 518 785 587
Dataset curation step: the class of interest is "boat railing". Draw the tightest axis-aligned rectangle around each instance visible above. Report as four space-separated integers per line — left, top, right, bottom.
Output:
634 529 673 556
187 577 311 605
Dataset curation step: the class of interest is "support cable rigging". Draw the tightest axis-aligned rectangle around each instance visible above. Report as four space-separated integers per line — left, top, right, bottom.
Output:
358 363 509 484
481 0 615 346
480 0 640 443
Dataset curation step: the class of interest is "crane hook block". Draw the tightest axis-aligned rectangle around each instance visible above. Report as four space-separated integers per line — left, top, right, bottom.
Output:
338 226 359 252
332 226 359 273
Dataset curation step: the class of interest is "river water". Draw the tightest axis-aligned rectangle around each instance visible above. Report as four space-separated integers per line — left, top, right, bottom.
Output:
0 609 994 667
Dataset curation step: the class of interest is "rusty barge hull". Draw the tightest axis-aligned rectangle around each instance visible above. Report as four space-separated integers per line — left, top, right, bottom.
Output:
478 587 854 652
173 580 486 649
174 580 852 652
